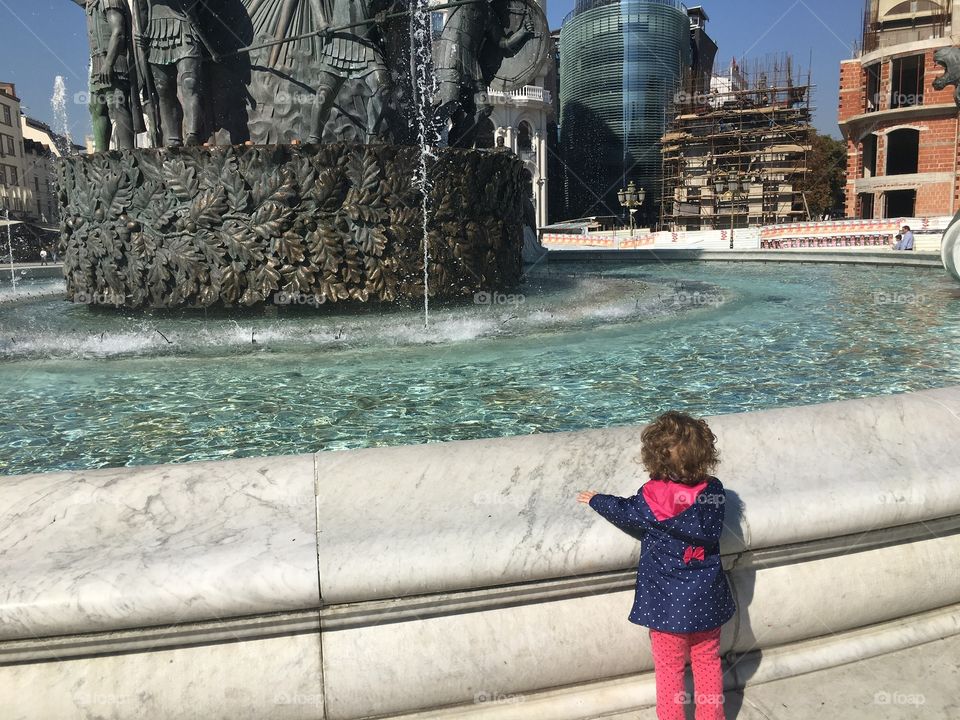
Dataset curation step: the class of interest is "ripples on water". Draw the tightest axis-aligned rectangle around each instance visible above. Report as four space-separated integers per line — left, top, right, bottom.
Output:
1 263 958 475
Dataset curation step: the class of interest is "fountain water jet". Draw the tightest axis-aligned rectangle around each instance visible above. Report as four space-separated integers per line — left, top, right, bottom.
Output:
410 0 438 328
50 76 72 156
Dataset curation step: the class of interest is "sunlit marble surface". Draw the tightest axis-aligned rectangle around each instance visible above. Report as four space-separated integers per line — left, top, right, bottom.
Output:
316 386 960 604
0 454 319 641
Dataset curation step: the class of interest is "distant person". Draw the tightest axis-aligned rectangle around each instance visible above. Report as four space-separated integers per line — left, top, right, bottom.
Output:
39 248 48 266
894 225 914 251
577 412 735 720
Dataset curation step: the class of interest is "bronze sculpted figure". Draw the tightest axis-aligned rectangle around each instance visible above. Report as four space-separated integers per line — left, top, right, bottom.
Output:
434 0 536 148
932 46 960 283
134 0 211 146
73 0 143 151
307 0 395 144
933 47 960 109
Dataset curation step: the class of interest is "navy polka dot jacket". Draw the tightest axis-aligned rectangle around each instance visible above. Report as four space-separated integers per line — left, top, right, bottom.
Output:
589 477 737 633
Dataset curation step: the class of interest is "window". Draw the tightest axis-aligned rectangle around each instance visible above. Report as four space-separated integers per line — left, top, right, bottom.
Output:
863 134 878 177
891 55 924 109
6 136 14 156
0 165 5 185
8 166 17 186
882 0 945 16
34 176 39 191
886 128 920 175
859 192 875 219
517 121 533 153
865 64 881 112
885 189 916 217
0 104 10 126
430 12 445 41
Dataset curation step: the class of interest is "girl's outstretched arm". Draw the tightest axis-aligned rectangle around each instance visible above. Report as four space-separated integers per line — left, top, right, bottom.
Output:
577 490 648 540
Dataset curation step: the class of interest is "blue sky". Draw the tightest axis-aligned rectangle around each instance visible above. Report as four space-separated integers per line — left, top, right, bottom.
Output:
0 0 863 141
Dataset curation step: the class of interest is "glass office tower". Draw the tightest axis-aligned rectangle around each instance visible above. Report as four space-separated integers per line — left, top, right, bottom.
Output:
559 0 690 223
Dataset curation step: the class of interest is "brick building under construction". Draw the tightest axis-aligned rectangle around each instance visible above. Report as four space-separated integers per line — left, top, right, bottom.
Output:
659 56 815 231
839 0 959 220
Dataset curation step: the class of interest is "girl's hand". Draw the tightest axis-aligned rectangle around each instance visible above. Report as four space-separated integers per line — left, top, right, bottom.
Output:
576 491 598 504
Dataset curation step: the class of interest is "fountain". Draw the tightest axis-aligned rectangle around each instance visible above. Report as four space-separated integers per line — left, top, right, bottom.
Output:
3 7 959 720
49 75 73 156
58 0 550 310
3 210 15 291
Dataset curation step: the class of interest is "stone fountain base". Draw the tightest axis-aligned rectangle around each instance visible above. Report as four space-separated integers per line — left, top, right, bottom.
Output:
57 144 526 308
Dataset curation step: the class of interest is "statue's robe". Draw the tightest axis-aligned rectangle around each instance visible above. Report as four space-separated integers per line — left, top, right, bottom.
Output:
197 0 408 145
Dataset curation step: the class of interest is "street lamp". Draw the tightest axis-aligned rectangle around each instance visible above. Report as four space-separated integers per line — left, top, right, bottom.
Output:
714 171 750 248
617 180 646 237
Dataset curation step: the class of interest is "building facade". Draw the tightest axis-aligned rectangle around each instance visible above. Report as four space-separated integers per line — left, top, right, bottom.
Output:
487 86 553 229
558 0 691 224
839 0 960 219
0 82 31 219
0 82 68 226
21 117 72 225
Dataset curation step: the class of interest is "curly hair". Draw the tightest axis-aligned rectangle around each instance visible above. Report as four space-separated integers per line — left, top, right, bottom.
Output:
640 411 720 485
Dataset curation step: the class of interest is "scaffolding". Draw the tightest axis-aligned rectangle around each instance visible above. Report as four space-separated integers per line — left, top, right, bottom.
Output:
659 54 815 232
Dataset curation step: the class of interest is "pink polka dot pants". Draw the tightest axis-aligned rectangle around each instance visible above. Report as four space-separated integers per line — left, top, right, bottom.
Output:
649 626 724 720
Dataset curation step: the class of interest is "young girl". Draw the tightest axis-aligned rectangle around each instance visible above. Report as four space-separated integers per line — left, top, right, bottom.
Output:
577 411 735 720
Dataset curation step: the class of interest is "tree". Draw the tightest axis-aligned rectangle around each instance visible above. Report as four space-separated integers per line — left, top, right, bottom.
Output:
800 132 847 218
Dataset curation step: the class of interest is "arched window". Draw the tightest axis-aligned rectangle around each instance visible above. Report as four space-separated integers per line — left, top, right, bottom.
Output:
517 121 533 153
884 0 943 16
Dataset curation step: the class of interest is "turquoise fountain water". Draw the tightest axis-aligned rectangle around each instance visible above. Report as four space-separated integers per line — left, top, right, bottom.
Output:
1 262 958 475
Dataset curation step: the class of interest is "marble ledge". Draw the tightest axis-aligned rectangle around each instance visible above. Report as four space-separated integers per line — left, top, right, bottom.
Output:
0 453 319 642
3 386 959 644
315 386 960 605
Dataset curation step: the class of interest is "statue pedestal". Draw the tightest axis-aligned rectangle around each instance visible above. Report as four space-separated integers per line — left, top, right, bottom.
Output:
58 144 526 308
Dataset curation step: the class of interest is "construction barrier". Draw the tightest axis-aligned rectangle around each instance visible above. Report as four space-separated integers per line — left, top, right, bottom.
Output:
541 217 951 252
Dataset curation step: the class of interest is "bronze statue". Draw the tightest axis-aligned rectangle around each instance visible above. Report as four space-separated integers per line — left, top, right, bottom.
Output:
133 0 213 146
69 0 550 148
73 0 144 151
933 47 960 283
307 0 395 144
434 0 536 148
933 47 960 108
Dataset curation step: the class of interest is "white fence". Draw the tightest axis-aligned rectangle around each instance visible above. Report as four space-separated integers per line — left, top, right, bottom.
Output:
542 216 953 252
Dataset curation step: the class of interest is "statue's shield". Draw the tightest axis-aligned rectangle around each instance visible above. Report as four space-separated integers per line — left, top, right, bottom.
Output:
484 0 550 93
